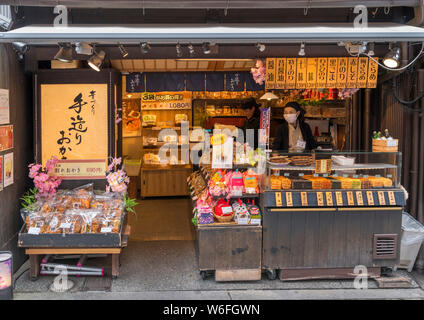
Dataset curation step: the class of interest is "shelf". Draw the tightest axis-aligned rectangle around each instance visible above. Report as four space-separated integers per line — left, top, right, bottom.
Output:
211 194 260 199
142 164 192 171
197 222 262 228
268 163 398 171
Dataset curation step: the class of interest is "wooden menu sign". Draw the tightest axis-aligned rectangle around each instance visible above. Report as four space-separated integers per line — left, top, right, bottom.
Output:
266 57 378 89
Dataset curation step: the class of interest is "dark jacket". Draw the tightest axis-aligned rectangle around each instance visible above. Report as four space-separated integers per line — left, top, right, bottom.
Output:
241 115 261 149
272 120 317 151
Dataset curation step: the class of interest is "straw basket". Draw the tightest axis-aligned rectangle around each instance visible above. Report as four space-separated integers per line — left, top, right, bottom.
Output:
213 212 235 223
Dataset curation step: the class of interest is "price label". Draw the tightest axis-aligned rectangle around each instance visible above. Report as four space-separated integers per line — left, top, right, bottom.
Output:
366 191 375 206
275 192 282 207
388 191 396 205
333 174 338 177
60 223 71 229
347 191 354 206
336 192 343 206
387 174 392 178
101 227 112 233
356 191 364 206
286 192 293 207
326 192 333 206
284 173 290 177
378 191 386 205
317 192 324 206
222 206 233 214
28 227 40 235
353 175 359 178
387 140 397 147
313 173 319 177
323 174 329 177
343 174 348 178
301 192 308 206
299 173 304 177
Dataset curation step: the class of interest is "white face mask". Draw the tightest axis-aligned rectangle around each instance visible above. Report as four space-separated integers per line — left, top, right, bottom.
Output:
284 114 297 124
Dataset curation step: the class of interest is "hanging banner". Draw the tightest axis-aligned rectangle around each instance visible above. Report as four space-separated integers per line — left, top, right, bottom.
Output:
225 72 245 92
367 57 379 88
126 73 145 93
347 57 359 88
275 58 287 89
336 57 348 88
317 58 328 88
265 58 276 90
285 58 297 89
296 58 307 89
265 57 378 89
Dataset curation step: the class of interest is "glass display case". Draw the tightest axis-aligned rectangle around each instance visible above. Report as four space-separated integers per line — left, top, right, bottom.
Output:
265 151 401 191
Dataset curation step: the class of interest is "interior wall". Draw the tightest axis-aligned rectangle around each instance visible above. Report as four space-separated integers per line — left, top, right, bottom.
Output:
0 44 33 271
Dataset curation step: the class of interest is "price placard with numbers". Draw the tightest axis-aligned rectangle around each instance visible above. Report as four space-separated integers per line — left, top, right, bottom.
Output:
347 191 354 206
388 191 396 205
356 191 364 206
316 192 324 206
378 191 386 206
275 192 282 207
301 192 308 206
336 191 343 206
326 192 333 206
366 191 375 206
286 192 293 207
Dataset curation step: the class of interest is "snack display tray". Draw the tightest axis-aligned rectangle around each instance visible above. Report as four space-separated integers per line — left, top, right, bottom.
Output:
268 162 398 171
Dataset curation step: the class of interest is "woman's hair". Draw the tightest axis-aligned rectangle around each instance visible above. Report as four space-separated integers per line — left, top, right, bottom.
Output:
241 97 261 117
283 101 305 122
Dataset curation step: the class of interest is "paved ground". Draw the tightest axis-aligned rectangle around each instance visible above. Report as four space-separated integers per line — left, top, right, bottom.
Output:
13 240 424 300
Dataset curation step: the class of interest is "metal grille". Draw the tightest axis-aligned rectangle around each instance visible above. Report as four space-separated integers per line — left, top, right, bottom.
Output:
373 234 397 260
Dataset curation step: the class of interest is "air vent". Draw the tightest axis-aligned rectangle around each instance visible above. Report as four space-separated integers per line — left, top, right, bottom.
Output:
373 234 398 260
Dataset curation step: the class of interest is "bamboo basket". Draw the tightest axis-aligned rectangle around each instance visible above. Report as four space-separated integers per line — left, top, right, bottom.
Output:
213 212 235 223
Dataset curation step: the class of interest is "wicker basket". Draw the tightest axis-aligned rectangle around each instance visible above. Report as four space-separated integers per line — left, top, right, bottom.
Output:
213 212 235 223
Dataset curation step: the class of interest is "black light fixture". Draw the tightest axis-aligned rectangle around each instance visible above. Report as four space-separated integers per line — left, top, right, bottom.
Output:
141 42 151 54
202 42 211 55
118 43 129 58
88 50 106 72
188 43 195 57
11 42 29 61
383 44 401 68
54 42 73 63
298 42 305 56
256 43 266 52
176 43 183 57
75 42 93 55
0 251 13 300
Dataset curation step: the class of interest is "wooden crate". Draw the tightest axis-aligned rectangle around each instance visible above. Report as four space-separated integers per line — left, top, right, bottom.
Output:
372 139 398 152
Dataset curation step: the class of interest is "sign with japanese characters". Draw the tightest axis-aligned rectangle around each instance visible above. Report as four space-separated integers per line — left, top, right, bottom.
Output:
141 92 192 110
41 84 108 166
53 159 107 179
266 57 378 89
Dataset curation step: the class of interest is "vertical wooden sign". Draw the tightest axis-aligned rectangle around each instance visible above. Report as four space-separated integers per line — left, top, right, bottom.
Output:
296 58 307 89
326 192 333 206
366 191 375 206
285 58 297 89
356 191 364 206
326 57 338 88
388 191 396 206
301 191 308 206
306 58 318 88
367 57 379 88
357 57 369 88
275 58 287 89
317 58 328 88
347 57 359 88
347 191 354 206
378 191 386 206
275 191 282 207
336 57 348 88
336 191 343 206
316 192 324 206
286 192 293 207
265 58 276 90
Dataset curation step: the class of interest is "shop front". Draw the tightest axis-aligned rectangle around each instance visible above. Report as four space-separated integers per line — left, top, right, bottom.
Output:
1 20 424 284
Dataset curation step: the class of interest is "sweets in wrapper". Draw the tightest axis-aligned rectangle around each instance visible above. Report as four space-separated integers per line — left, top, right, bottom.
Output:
270 175 281 190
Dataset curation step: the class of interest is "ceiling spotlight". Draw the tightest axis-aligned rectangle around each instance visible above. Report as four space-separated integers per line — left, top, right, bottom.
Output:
383 45 401 68
202 42 211 55
256 43 266 52
54 43 73 63
298 42 305 56
188 43 195 57
141 42 151 54
75 42 93 55
119 44 129 58
176 43 183 57
88 50 106 72
12 42 29 61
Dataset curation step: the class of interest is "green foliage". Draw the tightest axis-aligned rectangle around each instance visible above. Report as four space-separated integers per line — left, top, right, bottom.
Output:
191 217 198 227
123 193 138 214
20 187 38 209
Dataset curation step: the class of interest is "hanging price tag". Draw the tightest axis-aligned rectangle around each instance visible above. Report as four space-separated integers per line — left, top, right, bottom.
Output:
326 192 333 206
317 192 324 206
378 191 386 205
336 192 343 206
286 192 293 207
356 191 364 206
367 191 375 206
28 227 41 235
388 191 396 205
275 192 282 207
347 191 354 206
301 192 308 206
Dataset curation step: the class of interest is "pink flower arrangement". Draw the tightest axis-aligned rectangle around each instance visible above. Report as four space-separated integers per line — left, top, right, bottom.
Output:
250 59 266 85
338 88 359 99
28 156 62 198
106 157 130 193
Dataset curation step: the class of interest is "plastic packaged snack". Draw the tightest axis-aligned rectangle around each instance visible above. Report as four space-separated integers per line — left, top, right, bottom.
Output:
243 170 259 194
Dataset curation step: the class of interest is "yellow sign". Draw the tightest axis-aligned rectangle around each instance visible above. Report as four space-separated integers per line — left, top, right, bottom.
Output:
141 91 192 110
378 191 386 206
326 58 338 88
347 57 359 88
337 58 348 88
301 192 308 206
367 191 375 206
388 191 396 205
357 57 369 88
317 58 328 88
316 192 324 206
356 191 364 206
296 58 307 89
347 191 354 206
265 58 276 90
53 159 107 179
285 58 297 89
286 192 293 207
41 84 108 166
367 57 379 88
275 58 287 89
306 58 318 89
210 133 227 146
336 191 343 206
275 192 282 207
326 192 333 206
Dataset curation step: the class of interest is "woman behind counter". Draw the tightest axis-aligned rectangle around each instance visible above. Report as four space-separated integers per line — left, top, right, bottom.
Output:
272 101 317 152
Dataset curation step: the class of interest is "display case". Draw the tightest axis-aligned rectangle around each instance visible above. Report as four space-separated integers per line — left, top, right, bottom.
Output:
260 151 404 281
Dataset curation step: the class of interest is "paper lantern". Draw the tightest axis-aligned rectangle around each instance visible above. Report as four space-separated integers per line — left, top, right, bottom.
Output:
0 251 13 300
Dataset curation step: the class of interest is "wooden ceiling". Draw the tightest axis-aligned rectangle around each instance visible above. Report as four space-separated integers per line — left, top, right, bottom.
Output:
110 59 255 72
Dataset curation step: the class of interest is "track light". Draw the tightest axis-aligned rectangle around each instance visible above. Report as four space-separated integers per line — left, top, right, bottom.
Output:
176 43 183 57
119 44 129 58
188 43 195 57
202 42 211 55
88 50 105 72
256 43 266 52
54 43 73 63
75 42 93 55
12 42 29 61
298 42 305 56
141 42 151 54
383 45 401 68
